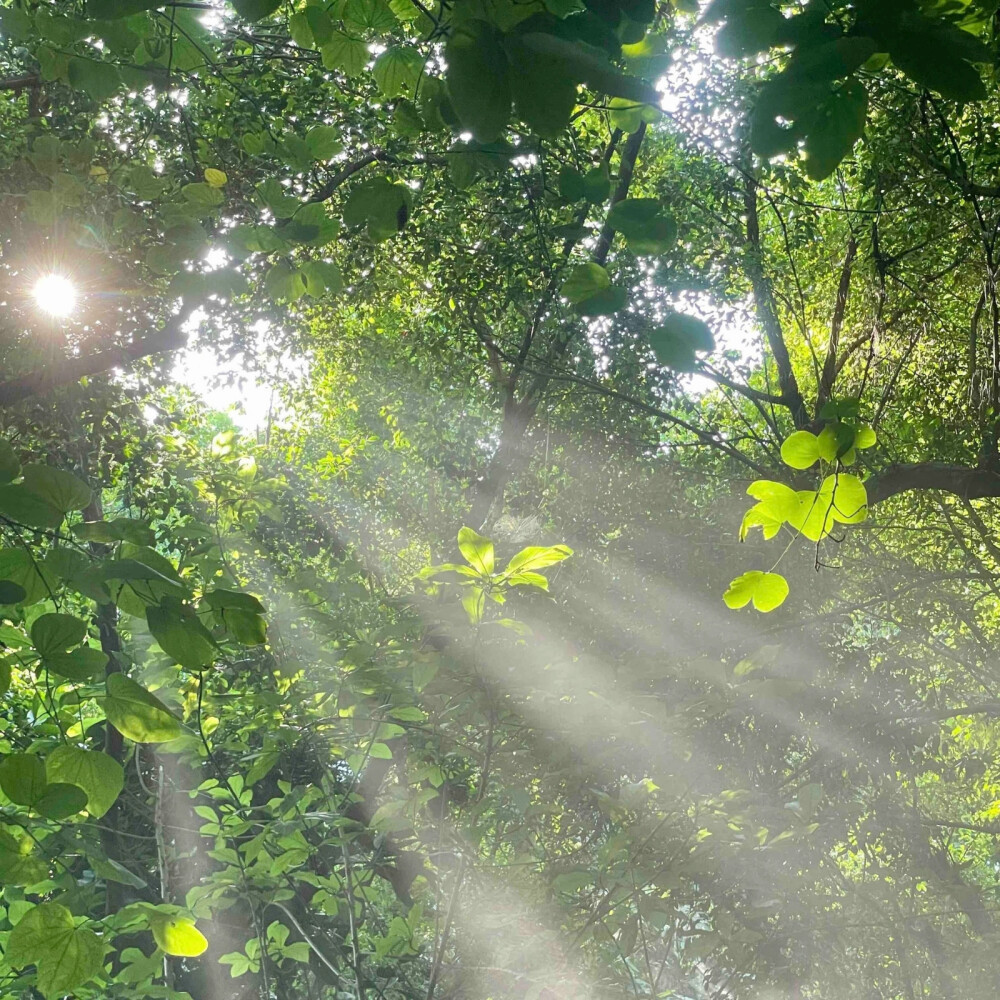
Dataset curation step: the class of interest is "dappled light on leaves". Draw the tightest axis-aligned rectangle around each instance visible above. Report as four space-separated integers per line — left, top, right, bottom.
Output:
3 0 1000 996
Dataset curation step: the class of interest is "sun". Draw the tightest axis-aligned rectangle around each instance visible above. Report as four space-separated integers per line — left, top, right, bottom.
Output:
32 274 78 318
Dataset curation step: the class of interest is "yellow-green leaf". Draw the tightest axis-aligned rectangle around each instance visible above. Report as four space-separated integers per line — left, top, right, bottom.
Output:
104 674 184 744
723 571 789 612
151 916 208 957
780 430 821 469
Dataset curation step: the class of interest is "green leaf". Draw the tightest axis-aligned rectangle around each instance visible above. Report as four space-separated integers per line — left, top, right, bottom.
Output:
67 57 121 100
462 585 486 623
182 182 225 209
505 36 578 137
0 549 54 606
0 485 64 528
343 0 396 32
232 0 281 19
723 571 789 613
816 425 842 463
0 581 26 605
802 80 868 181
558 165 610 204
104 548 187 619
321 32 369 75
785 36 877 83
819 473 868 524
257 177 300 219
576 284 626 316
855 425 877 449
7 903 104 998
20 465 92 513
648 314 715 370
264 261 306 302
343 177 411 240
446 19 511 142
505 544 572 574
788 489 836 542
300 260 344 298
0 831 47 885
46 746 124 818
372 45 424 97
392 98 425 137
146 599 218 669
742 480 799 540
606 198 676 254
305 3 334 43
305 124 342 160
34 783 88 820
0 6 33 39
889 31 987 102
87 0 163 16
104 673 184 743
458 527 494 575
713 2 782 57
562 262 610 303
150 916 208 957
31 613 88 658
780 430 822 469
515 32 656 105
246 750 280 785
740 502 784 541
91 857 147 887
0 754 47 805
43 647 109 682
72 517 156 546
608 96 660 133
200 589 266 614
0 441 20 484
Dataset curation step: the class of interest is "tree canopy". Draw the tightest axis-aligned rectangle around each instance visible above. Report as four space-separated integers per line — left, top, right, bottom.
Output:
4 0 1000 997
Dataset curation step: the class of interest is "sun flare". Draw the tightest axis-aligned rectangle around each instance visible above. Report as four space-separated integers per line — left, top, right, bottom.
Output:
32 273 77 318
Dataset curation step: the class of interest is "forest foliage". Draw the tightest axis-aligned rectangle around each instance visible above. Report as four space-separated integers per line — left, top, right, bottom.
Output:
3 0 1000 998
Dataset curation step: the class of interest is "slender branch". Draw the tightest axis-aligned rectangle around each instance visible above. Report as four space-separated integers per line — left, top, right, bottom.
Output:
697 366 787 405
817 236 857 415
306 150 445 204
0 75 38 91
592 123 645 268
923 819 1000 835
743 169 809 428
529 123 647 393
307 151 392 204
517 362 771 475
513 129 623 376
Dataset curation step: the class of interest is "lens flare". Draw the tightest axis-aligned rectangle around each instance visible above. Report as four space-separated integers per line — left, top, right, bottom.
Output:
32 274 77 318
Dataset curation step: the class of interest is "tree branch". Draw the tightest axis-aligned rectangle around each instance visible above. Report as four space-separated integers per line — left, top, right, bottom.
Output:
743 170 809 428
306 150 445 204
866 462 1000 506
0 303 199 409
817 236 857 415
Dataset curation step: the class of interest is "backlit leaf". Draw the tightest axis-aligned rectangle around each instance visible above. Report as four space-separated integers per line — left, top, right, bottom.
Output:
7 903 103 998
723 571 789 612
46 746 123 818
104 674 184 743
